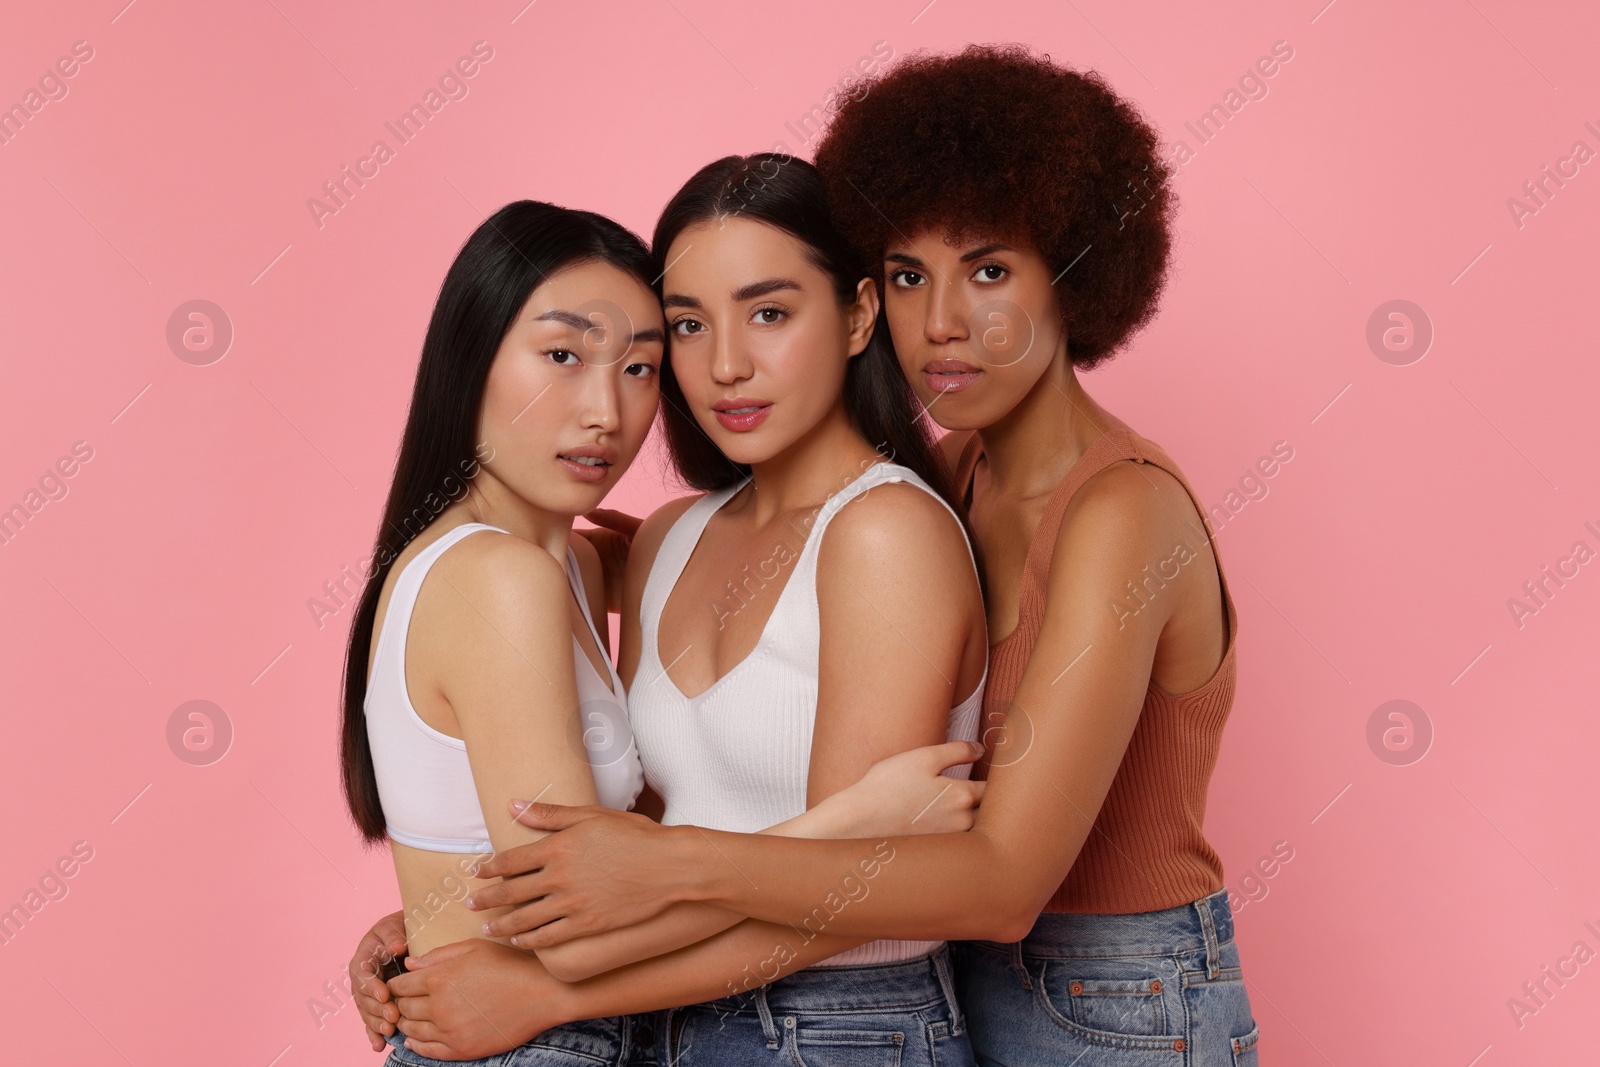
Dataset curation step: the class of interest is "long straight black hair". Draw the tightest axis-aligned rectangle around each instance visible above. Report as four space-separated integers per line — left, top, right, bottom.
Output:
649 153 961 515
339 201 655 844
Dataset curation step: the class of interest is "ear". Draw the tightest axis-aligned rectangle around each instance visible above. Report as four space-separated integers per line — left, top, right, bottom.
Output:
844 276 881 358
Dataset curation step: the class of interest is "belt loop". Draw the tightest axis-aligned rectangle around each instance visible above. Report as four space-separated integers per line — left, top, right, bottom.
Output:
1194 894 1221 979
930 945 967 1036
753 985 780 1050
1007 940 1033 990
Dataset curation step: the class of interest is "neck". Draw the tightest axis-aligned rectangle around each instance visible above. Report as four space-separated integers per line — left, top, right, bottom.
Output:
453 471 575 561
741 403 883 523
976 344 1112 498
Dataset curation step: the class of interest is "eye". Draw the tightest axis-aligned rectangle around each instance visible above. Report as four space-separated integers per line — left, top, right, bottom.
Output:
624 362 658 379
546 348 580 366
889 268 926 288
670 317 704 339
751 305 787 325
973 263 1008 283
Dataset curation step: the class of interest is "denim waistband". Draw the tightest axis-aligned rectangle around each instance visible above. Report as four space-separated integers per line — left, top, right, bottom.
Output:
699 944 963 1017
1014 887 1235 959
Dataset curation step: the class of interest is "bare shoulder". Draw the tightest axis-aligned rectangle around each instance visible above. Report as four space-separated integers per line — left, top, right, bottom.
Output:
431 527 569 628
818 476 972 579
1048 458 1206 605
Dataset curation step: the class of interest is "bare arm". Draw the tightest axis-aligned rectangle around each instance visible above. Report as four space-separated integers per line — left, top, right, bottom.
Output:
520 484 985 979
475 462 1206 943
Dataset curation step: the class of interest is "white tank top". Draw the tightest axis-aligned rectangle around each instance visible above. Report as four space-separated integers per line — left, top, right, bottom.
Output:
630 462 986 966
365 522 644 853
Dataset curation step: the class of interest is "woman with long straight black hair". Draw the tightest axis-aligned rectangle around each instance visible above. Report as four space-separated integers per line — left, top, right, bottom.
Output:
337 199 667 1065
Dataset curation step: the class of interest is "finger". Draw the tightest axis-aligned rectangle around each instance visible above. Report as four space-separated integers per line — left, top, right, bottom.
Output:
509 915 586 950
507 799 601 832
967 780 987 803
466 870 548 912
925 739 987 774
393 992 433 1023
403 940 477 970
365 1026 385 1053
361 989 400 1025
469 840 550 883
484 895 568 940
389 970 430 999
585 508 644 538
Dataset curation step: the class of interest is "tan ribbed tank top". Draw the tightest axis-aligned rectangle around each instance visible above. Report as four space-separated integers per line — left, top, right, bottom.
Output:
953 420 1237 914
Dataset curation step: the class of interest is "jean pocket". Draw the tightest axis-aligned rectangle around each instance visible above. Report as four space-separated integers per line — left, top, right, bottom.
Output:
1037 961 1175 1040
787 1018 906 1067
1231 1021 1261 1066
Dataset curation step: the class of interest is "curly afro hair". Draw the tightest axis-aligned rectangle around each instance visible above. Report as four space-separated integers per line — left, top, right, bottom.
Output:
812 43 1175 369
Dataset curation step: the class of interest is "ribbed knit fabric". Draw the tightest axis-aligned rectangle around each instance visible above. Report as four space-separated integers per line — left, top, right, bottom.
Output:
630 461 987 965
953 421 1237 915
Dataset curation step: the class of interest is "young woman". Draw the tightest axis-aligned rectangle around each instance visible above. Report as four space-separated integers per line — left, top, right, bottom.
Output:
348 159 990 1065
339 199 665 1065
342 197 983 1066
429 46 1260 1066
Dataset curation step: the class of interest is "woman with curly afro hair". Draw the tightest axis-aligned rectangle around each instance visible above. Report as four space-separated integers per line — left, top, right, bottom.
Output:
437 45 1259 1067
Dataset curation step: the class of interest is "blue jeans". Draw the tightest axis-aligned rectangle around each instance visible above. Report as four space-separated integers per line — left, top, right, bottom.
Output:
950 888 1258 1066
383 1013 659 1066
658 944 974 1066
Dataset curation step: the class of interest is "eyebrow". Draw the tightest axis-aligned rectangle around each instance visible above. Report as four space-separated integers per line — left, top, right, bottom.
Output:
534 308 664 344
662 277 802 310
886 242 1017 266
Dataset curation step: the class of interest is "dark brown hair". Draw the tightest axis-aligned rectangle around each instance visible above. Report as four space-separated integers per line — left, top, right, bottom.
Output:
813 43 1176 369
649 153 957 511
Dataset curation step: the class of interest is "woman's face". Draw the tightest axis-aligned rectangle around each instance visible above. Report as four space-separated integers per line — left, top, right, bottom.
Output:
661 216 877 467
881 227 1067 431
475 259 665 517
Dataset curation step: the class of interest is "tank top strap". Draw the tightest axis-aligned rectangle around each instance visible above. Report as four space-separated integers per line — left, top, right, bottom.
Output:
1022 425 1151 590
637 481 751 662
564 545 625 700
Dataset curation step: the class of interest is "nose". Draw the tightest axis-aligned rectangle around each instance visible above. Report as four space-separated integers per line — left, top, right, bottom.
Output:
579 365 621 434
709 325 753 386
925 272 968 346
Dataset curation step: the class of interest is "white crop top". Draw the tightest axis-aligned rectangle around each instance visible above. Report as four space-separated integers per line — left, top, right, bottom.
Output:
629 462 986 967
365 522 644 854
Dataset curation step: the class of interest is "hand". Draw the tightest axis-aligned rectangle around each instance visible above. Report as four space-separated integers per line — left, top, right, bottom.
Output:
466 803 688 948
817 739 987 837
579 508 642 612
347 910 407 1051
389 938 565 1059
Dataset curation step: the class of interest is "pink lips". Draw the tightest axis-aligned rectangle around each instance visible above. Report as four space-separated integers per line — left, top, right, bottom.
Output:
556 443 615 483
923 359 982 393
712 396 772 432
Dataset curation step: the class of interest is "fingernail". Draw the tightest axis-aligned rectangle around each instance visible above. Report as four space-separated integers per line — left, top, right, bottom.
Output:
510 935 520 947
465 893 475 908
511 799 530 814
482 922 491 935
467 863 479 876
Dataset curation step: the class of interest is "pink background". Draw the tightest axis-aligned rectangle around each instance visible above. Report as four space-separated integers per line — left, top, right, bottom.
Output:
2 1 1596 1063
